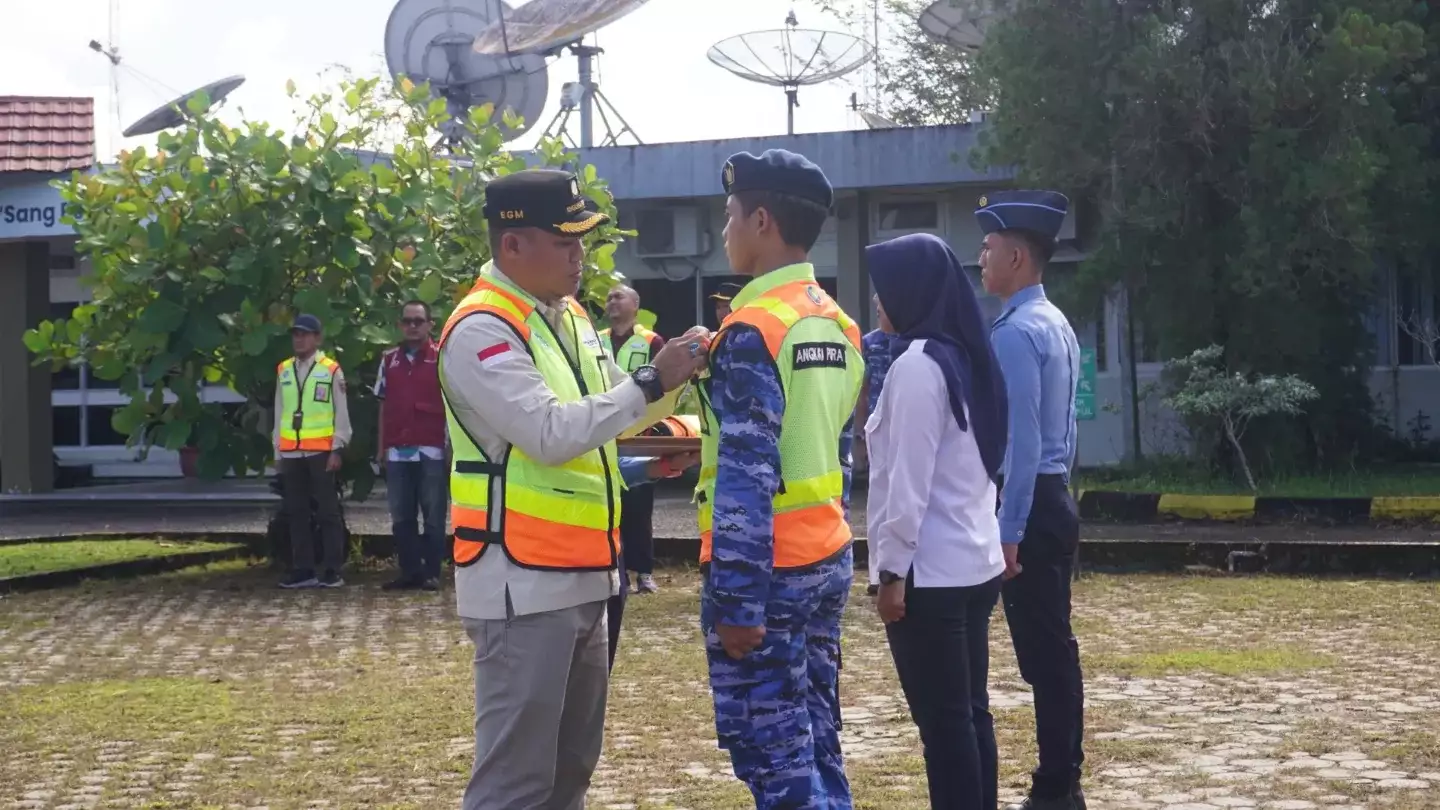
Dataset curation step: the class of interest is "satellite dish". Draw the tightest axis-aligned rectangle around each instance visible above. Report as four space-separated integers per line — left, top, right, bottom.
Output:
384 0 549 149
470 0 650 56
708 12 875 135
470 0 648 149
917 0 1009 51
860 110 901 130
121 75 246 138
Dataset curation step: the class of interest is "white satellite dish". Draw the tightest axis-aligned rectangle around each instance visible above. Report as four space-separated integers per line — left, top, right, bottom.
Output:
709 12 875 136
384 0 550 150
860 110 900 129
470 0 650 149
121 75 246 138
917 0 1010 51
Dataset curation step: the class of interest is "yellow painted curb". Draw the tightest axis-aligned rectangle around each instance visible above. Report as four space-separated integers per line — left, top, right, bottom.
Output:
1157 494 1256 521
1369 497 1440 521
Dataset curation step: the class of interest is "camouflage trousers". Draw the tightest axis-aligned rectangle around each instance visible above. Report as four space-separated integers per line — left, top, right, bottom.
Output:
701 548 854 809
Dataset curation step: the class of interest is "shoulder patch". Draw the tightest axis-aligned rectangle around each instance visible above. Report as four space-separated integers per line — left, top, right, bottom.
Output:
792 341 849 371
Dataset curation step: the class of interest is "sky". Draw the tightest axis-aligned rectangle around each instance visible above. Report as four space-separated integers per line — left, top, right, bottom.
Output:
1 0 892 160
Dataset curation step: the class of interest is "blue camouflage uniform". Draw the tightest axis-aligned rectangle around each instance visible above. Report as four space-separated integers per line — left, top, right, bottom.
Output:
861 329 896 416
702 149 856 810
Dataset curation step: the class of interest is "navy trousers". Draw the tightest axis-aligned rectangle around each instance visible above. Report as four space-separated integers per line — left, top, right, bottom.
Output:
1002 473 1085 799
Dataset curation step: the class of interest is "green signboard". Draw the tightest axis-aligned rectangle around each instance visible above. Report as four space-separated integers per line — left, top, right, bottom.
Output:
1076 347 1097 421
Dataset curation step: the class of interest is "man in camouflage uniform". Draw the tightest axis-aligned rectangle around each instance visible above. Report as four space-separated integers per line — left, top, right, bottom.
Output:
698 149 862 809
857 322 897 596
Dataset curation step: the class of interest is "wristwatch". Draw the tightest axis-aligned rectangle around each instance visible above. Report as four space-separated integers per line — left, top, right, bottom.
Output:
878 570 903 585
632 365 665 404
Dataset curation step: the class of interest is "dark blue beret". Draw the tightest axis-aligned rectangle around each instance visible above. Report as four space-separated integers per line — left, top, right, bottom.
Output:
975 190 1070 242
291 313 323 333
721 149 834 210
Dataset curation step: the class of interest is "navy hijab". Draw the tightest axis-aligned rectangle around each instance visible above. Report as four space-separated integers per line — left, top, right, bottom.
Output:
866 233 1009 482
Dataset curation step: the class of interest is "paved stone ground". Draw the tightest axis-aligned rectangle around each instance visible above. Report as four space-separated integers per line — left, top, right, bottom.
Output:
1 563 1438 809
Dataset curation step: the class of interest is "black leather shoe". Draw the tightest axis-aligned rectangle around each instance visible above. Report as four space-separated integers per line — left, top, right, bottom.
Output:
1005 796 1079 810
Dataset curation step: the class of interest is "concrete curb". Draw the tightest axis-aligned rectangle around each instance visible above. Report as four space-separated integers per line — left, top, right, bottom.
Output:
1079 491 1440 525
0 545 251 594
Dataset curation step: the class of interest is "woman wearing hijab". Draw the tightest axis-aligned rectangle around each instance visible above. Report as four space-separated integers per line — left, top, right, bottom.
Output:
865 232 1010 810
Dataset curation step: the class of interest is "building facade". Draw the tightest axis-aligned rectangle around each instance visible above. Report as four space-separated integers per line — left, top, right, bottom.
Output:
1 116 1435 487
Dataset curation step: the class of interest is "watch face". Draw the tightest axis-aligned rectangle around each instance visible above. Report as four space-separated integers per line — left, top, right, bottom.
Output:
635 366 656 383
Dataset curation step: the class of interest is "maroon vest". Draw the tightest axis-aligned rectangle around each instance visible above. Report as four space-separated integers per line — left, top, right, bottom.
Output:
380 342 446 450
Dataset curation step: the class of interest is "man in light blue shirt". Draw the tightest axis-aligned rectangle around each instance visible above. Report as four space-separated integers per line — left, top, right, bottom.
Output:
977 190 1086 810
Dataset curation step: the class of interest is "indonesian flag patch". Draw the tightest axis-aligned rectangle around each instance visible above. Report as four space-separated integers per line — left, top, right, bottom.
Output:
477 343 513 368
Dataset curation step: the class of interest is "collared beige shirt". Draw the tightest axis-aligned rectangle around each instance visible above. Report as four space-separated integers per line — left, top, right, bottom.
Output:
271 353 353 459
440 264 681 621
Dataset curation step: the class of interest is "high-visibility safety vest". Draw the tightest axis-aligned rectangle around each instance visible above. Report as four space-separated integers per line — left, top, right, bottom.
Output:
276 352 341 453
600 325 657 372
695 263 864 569
438 272 624 571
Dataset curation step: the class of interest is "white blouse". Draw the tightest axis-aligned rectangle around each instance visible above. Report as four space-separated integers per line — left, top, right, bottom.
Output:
866 340 1005 588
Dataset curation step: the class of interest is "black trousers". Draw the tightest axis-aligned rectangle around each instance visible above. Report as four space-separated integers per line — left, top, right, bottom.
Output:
619 485 655 575
886 573 1002 810
279 454 346 574
1002 473 1085 799
607 556 628 672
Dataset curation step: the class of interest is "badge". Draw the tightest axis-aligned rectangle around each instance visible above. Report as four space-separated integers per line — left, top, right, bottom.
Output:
570 178 580 198
314 382 331 403
805 285 824 305
978 195 988 208
723 161 735 189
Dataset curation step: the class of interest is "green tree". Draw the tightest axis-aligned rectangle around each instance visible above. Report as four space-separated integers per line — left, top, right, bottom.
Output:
1162 345 1319 491
819 0 992 124
22 76 630 498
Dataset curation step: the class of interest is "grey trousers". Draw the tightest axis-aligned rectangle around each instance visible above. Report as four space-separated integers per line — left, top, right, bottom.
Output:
461 600 610 810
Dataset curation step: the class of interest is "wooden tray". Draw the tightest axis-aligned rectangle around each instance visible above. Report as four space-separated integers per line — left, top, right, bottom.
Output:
615 437 702 457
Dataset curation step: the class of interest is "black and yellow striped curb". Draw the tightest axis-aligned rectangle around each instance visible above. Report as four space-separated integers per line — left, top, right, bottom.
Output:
1079 490 1440 524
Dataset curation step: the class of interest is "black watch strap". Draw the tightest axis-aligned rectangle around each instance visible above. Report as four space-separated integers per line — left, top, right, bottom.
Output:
632 365 664 404
879 570 904 585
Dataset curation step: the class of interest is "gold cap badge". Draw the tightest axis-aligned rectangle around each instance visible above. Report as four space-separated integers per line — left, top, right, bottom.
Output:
570 179 580 197
723 161 735 189
978 195 988 208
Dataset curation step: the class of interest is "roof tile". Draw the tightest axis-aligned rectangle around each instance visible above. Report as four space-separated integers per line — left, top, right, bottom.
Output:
0 96 95 173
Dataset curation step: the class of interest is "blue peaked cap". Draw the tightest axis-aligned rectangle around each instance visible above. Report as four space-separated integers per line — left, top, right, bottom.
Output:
721 149 834 211
974 190 1070 242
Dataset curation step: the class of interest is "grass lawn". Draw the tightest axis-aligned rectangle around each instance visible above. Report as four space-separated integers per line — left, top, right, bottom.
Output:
2 562 1439 808
1078 463 1440 497
0 538 243 579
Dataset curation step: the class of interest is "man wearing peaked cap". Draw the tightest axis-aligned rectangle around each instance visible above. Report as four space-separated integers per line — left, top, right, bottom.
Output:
440 167 711 809
697 148 863 807
978 188 1089 810
709 281 745 324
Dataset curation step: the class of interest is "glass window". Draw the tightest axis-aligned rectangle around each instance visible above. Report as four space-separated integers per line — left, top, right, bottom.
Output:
53 406 82 447
876 201 939 232
86 406 129 447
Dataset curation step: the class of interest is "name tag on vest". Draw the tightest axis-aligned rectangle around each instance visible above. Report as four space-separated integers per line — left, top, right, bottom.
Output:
792 342 848 370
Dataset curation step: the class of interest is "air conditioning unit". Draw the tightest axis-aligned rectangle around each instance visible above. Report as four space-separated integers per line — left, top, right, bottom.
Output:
633 206 704 259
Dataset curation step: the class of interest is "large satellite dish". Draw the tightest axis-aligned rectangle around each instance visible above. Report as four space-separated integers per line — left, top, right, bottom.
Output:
121 75 246 138
384 0 550 150
469 0 649 149
708 11 875 136
918 0 1010 51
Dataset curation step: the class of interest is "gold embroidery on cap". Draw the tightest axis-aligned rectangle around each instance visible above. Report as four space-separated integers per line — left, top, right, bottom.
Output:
566 199 586 214
500 209 525 220
723 162 735 188
557 211 606 234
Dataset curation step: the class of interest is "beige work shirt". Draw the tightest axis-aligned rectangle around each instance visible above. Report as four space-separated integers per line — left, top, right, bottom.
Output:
271 354 353 459
441 264 681 621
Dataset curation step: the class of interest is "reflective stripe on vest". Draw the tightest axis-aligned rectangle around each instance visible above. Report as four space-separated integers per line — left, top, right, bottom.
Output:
438 271 623 571
600 325 656 372
695 265 863 569
277 353 340 452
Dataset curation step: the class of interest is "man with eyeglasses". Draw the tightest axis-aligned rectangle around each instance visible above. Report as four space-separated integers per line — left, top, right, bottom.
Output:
374 300 449 591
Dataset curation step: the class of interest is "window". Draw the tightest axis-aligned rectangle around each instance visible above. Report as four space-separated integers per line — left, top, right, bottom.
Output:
53 406 82 447
875 200 940 233
1393 273 1439 366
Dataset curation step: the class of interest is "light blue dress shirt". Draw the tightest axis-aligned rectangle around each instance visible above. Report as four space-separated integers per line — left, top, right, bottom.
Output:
990 283 1080 545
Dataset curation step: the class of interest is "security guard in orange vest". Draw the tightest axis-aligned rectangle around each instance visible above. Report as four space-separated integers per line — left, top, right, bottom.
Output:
437 169 710 810
601 284 666 596
273 313 352 589
699 150 864 808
